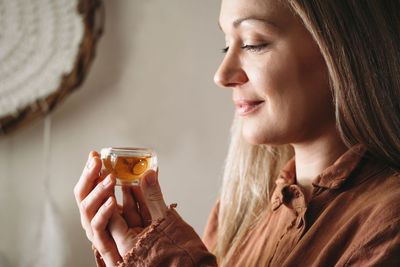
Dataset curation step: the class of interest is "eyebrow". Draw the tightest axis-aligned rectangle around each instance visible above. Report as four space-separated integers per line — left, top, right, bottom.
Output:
218 16 278 30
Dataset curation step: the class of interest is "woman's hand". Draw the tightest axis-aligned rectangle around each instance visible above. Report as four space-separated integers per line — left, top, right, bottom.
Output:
74 151 121 265
108 169 169 257
75 152 168 266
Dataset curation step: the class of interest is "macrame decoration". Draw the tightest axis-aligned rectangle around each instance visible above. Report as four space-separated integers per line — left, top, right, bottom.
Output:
0 0 103 265
0 0 104 135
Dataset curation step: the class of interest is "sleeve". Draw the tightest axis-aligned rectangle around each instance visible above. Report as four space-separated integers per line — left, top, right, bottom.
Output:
344 219 400 267
93 204 219 267
202 199 220 250
93 246 106 267
116 204 218 267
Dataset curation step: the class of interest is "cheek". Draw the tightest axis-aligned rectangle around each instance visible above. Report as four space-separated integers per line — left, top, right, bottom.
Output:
242 47 333 145
247 52 288 104
297 49 330 98
285 47 335 140
244 52 298 132
296 53 333 119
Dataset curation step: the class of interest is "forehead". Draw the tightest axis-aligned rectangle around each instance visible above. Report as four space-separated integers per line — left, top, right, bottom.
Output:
219 0 292 29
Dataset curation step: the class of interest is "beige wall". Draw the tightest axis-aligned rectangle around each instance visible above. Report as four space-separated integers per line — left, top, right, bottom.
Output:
0 1 233 266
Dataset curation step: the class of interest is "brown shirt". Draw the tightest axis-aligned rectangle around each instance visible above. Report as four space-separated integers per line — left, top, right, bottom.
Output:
95 145 400 266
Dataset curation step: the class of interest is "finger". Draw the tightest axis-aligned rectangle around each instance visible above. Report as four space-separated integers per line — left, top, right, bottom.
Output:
79 174 116 236
122 185 142 227
91 196 115 235
100 167 111 177
140 170 168 221
117 204 123 214
108 209 145 257
91 197 122 265
132 186 152 226
109 209 131 256
74 151 102 205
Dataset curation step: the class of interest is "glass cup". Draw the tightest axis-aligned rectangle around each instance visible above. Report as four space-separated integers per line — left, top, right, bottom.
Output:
100 147 158 186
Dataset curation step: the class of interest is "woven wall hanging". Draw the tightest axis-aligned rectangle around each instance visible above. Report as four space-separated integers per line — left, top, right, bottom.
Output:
0 0 103 135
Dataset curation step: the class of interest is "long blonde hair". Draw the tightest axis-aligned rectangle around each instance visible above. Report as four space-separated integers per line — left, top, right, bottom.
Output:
214 0 400 265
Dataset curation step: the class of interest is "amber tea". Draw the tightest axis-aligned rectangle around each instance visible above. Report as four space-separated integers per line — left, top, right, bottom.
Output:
100 148 157 186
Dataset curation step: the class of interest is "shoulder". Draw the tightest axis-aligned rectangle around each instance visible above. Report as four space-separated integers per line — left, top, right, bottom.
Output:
340 166 400 233
335 168 400 265
356 166 400 204
342 175 400 266
321 163 400 238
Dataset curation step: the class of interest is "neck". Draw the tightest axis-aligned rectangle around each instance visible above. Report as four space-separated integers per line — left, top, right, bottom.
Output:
291 131 347 198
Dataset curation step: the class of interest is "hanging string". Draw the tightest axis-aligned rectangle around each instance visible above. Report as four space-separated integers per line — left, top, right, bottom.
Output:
42 113 51 194
39 99 51 196
29 113 67 267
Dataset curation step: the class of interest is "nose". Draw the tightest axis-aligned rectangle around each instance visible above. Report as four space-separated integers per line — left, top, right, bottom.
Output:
214 51 248 88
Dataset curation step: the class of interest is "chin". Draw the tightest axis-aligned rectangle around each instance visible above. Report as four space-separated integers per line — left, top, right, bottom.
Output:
242 128 271 145
242 125 287 146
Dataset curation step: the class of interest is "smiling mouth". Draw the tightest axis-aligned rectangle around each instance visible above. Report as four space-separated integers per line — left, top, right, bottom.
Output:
234 100 265 116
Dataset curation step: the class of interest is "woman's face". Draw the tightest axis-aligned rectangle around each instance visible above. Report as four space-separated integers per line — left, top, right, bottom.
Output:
215 0 335 145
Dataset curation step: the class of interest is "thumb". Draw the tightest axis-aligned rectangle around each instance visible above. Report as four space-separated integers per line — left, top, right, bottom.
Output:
140 170 168 221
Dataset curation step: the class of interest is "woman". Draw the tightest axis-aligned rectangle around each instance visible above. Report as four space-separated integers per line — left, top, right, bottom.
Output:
74 0 400 266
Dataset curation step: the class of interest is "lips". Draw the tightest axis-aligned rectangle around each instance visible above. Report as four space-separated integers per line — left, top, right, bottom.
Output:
234 99 265 116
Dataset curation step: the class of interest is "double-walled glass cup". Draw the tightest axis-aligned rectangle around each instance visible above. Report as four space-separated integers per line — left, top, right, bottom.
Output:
100 147 157 186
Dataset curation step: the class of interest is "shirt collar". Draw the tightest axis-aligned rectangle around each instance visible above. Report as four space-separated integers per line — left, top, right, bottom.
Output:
312 144 367 189
271 144 367 211
274 144 367 190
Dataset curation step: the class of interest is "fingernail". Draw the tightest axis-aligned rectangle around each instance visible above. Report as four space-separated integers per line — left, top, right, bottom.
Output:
103 175 112 186
145 173 156 186
105 197 112 206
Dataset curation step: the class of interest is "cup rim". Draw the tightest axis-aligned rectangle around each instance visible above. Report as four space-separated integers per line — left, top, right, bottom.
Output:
100 147 156 158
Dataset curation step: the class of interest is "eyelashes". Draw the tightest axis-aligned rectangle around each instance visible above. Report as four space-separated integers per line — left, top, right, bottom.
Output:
221 46 229 53
221 43 269 54
242 44 270 52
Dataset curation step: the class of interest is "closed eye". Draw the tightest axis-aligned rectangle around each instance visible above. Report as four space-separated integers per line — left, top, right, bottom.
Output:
221 44 269 54
241 44 269 52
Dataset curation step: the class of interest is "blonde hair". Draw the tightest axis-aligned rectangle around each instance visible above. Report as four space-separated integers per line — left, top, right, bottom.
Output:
214 115 293 264
214 1 400 266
